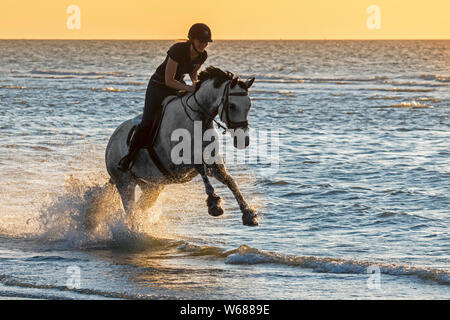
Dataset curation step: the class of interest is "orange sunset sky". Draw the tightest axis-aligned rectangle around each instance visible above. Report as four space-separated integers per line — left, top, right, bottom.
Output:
1 0 449 39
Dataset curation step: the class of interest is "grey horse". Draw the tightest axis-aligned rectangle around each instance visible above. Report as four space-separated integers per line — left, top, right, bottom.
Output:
104 66 258 226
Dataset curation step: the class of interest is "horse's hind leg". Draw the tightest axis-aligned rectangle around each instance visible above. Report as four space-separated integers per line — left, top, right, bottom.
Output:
83 179 116 232
115 176 137 216
136 181 164 213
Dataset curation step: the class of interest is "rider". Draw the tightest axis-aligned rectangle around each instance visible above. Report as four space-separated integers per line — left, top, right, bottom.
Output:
117 23 212 172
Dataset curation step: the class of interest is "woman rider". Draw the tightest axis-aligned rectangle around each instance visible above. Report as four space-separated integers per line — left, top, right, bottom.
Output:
118 23 212 172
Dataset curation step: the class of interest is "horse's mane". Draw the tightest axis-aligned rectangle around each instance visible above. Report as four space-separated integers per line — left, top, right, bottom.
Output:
196 66 247 92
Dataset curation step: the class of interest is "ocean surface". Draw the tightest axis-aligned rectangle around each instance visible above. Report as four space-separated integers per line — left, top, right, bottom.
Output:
0 40 449 299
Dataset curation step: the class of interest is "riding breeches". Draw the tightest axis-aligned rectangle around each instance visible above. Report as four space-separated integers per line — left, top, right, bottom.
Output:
140 79 178 133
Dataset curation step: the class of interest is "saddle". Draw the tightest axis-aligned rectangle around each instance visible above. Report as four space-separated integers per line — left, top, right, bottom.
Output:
126 91 187 177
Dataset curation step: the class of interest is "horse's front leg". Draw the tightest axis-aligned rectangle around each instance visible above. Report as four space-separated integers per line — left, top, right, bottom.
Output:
210 163 258 226
195 164 224 217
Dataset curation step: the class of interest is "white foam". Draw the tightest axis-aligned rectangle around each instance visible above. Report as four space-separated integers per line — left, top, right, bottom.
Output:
222 245 450 286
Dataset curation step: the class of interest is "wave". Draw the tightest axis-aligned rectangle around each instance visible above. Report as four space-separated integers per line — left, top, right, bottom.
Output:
241 72 449 88
419 74 450 83
416 97 441 103
0 85 28 90
368 96 440 103
367 88 435 93
257 79 305 84
68 86 144 93
266 73 450 84
368 95 403 100
11 74 107 80
30 69 134 78
13 74 75 79
263 180 290 186
0 274 158 299
178 244 450 286
105 81 146 86
29 145 53 152
90 87 127 92
389 101 432 108
23 255 85 263
252 89 296 95
248 73 389 84
379 80 447 88
248 74 449 88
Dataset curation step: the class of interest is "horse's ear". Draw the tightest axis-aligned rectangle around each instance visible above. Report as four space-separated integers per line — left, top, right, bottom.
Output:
245 77 255 89
230 77 238 88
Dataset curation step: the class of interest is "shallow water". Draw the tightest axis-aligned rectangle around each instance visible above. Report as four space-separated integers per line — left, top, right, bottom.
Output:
0 40 449 299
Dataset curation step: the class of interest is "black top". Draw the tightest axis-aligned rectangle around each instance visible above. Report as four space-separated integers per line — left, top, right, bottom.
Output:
150 41 208 86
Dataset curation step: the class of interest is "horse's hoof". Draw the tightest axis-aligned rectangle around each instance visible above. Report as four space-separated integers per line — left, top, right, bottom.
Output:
242 213 259 226
207 193 222 206
208 206 224 217
206 194 223 217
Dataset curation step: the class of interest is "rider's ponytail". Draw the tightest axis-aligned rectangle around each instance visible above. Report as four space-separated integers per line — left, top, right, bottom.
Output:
175 38 190 43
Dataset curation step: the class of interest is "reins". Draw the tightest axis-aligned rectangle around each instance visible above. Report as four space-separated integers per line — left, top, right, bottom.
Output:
180 80 248 134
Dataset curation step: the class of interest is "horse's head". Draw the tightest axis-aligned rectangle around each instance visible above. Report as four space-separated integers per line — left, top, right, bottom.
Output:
218 76 255 149
195 66 255 149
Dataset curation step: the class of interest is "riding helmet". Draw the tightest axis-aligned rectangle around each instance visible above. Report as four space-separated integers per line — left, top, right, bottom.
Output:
188 23 213 42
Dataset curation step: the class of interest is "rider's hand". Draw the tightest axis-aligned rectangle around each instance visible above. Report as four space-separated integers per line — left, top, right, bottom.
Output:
188 82 196 93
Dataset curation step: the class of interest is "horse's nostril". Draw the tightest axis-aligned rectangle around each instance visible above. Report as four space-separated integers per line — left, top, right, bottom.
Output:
233 128 250 149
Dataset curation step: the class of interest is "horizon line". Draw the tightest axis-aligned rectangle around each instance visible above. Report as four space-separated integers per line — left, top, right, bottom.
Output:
1 38 449 41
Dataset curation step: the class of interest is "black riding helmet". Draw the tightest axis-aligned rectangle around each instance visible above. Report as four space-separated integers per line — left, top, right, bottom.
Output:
188 23 213 42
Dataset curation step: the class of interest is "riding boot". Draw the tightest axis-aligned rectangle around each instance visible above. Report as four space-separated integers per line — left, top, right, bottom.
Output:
146 109 161 147
117 124 147 172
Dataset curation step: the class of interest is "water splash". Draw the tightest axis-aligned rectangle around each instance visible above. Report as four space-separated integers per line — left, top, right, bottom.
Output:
34 174 172 250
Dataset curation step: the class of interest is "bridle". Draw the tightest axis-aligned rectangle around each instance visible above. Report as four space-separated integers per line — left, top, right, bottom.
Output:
219 80 249 130
181 80 249 133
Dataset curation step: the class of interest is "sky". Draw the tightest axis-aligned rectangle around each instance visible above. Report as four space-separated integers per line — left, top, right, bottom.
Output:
0 0 449 39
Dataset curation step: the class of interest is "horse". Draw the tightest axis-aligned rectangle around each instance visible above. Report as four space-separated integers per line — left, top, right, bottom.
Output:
104 66 259 227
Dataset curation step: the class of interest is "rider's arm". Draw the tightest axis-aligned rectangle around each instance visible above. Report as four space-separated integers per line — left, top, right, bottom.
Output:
165 57 195 92
189 64 201 83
